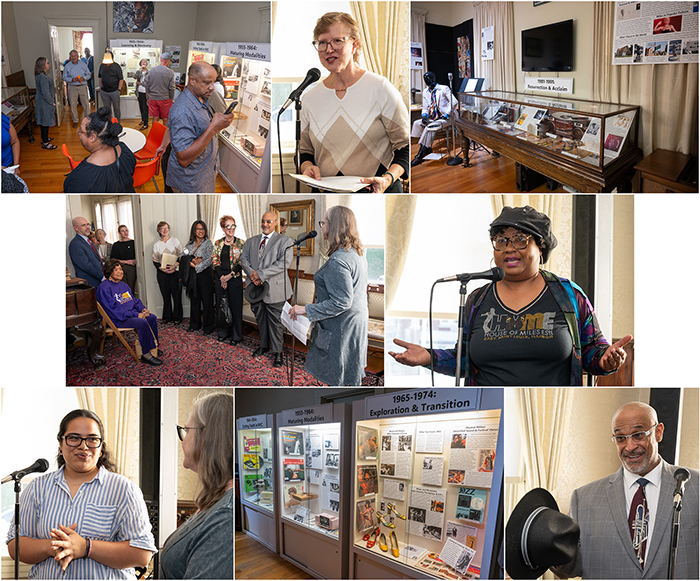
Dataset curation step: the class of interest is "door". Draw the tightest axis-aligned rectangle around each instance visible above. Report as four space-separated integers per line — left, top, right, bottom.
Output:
49 25 64 126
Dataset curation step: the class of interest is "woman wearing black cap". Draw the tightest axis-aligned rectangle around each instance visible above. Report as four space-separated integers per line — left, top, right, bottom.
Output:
389 205 631 385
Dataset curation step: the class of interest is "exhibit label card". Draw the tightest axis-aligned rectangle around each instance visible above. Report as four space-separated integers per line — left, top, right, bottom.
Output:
380 427 413 479
366 388 478 420
307 433 322 469
239 415 267 429
446 521 478 548
416 428 444 453
322 473 340 512
293 505 310 525
408 486 446 541
447 418 499 488
280 404 333 426
440 537 477 575
383 478 407 501
226 42 271 62
421 456 445 486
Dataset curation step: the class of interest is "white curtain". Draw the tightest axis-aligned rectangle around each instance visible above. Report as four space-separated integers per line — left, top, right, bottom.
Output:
593 1 698 157
101 202 118 244
473 2 516 92
237 194 269 240
117 199 133 237
410 8 427 104
76 388 140 484
491 194 572 279
198 194 221 238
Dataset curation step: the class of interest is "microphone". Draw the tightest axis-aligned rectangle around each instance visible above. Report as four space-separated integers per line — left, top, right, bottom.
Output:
281 68 321 112
2 458 49 484
436 266 505 284
293 230 318 246
673 467 690 508
448 72 453 81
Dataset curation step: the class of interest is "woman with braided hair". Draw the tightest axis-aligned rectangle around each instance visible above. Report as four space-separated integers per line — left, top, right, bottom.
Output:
63 106 136 192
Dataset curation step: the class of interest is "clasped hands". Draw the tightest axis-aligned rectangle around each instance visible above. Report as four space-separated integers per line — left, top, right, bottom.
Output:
249 270 263 286
138 308 151 319
50 523 85 572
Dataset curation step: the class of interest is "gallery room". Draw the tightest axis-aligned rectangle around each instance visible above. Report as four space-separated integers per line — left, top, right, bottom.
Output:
1 1 271 193
234 386 505 581
65 193 385 386
0 386 233 579
409 1 698 193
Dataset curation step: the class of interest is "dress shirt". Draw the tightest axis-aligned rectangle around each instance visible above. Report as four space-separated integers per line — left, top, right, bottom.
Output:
63 60 92 85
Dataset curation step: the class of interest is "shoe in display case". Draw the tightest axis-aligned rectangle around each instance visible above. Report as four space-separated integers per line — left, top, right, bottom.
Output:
350 389 504 580
457 90 642 192
237 414 277 552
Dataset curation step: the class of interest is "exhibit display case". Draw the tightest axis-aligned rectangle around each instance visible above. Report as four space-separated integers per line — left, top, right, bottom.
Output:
457 90 643 192
110 44 162 97
350 389 504 580
276 403 352 579
237 414 277 552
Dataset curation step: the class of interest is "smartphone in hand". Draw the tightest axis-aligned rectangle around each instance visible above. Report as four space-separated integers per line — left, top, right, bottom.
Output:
224 101 239 115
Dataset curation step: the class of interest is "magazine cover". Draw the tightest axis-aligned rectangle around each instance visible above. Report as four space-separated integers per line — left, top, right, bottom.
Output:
357 425 378 460
282 430 305 456
243 436 260 453
357 465 378 497
284 458 305 482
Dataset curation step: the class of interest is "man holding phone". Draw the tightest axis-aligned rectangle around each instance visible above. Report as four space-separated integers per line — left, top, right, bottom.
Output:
164 61 234 192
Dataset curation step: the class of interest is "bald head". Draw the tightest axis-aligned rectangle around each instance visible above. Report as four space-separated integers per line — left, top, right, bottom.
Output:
188 61 215 81
261 212 277 235
72 217 91 237
612 401 663 476
612 402 658 432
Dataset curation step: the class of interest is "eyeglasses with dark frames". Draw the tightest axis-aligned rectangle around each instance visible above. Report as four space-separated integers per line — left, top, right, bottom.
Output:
63 434 103 448
491 234 533 251
312 37 353 52
611 424 658 445
318 221 325 228
177 425 204 441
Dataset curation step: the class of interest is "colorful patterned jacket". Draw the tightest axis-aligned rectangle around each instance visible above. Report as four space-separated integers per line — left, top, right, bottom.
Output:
211 236 245 278
431 270 612 385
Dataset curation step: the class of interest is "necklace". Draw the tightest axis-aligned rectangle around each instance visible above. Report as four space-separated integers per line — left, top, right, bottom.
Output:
335 87 347 93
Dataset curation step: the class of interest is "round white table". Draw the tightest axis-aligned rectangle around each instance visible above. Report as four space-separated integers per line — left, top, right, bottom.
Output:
119 127 147 153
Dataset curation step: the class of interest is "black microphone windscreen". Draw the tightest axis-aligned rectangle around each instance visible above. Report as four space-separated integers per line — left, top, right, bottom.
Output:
308 68 321 82
675 467 690 480
492 267 505 281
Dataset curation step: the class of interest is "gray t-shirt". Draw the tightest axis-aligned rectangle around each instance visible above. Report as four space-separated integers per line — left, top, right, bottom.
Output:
159 488 233 579
166 88 218 193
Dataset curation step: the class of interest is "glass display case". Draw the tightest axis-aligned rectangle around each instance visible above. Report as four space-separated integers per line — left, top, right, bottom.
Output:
276 403 351 579
350 389 503 580
237 414 277 552
457 90 642 192
110 44 162 97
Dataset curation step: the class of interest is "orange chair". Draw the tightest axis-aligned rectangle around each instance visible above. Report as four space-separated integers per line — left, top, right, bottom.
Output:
133 154 161 192
134 122 167 161
111 117 118 123
61 143 81 170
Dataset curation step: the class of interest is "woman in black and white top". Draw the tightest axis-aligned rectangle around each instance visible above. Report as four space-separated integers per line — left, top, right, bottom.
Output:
152 221 183 324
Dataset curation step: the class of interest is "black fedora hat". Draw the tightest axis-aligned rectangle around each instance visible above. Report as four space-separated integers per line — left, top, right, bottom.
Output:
244 280 269 304
505 488 579 580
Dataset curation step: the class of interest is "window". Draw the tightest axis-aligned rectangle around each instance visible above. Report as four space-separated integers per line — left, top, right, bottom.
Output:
212 196 247 242
350 194 384 284
94 197 134 242
0 388 80 557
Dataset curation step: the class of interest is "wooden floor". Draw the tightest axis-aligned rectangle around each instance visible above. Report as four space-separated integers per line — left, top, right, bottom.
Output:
235 531 312 580
409 138 567 194
14 103 234 193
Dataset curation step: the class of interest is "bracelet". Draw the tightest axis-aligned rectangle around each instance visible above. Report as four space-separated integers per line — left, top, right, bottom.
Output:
84 537 92 559
381 171 396 184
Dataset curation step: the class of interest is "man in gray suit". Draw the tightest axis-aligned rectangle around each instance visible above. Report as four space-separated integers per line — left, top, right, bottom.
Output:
553 401 699 579
241 212 293 367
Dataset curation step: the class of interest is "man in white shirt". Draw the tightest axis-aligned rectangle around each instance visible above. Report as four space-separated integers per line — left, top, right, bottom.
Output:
552 401 699 579
410 71 458 166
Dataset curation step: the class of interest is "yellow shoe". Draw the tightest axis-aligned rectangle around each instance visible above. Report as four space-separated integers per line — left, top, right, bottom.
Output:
390 530 399 558
379 532 388 552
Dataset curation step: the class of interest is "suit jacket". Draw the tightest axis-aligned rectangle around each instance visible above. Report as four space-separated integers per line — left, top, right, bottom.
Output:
240 231 293 304
554 460 699 579
69 234 103 288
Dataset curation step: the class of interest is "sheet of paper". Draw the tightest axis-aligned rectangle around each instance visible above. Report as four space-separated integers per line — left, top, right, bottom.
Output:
290 173 367 193
281 302 309 345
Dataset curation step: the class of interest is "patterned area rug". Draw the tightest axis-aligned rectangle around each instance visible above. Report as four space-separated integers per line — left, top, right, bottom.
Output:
67 320 384 387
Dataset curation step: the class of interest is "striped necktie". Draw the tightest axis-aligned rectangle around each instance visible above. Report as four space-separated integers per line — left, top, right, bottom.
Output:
628 477 650 568
258 236 267 261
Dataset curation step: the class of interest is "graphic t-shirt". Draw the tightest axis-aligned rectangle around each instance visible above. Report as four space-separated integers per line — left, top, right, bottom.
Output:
469 285 572 385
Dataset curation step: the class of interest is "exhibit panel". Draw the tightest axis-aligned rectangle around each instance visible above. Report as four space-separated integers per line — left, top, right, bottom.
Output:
457 91 642 192
237 413 278 552
218 42 271 192
109 40 164 119
276 403 352 579
350 389 504 580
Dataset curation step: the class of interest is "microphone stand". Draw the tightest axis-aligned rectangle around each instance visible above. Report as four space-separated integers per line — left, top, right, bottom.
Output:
13 477 22 580
287 243 302 386
294 98 302 194
668 494 684 579
453 278 469 386
446 74 463 166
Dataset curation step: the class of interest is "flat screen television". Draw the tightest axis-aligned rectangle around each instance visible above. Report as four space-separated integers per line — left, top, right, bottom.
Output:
521 19 574 72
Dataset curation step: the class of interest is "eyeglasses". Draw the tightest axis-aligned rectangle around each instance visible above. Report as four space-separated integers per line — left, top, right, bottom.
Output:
177 425 203 441
261 220 275 224
63 434 103 448
491 234 533 251
318 221 325 228
223 224 237 230
611 424 657 445
312 37 352 52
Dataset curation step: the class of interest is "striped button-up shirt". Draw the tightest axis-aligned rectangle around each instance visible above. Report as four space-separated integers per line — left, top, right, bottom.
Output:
6 466 157 579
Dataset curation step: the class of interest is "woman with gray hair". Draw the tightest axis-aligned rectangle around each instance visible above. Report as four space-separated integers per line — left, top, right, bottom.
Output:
34 56 57 149
160 392 233 579
290 205 368 385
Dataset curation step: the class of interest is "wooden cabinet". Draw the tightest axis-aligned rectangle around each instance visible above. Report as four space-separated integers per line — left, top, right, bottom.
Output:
634 148 697 193
2 85 35 142
456 90 643 192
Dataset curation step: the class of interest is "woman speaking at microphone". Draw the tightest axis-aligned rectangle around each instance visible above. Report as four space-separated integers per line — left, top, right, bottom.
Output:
289 206 369 386
299 12 410 193
6 409 156 579
389 206 632 385
160 392 233 579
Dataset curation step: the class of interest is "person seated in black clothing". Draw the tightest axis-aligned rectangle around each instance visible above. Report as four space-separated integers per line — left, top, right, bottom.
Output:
63 106 136 193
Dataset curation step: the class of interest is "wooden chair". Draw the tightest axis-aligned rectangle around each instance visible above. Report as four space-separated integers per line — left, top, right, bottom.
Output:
96 301 141 362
